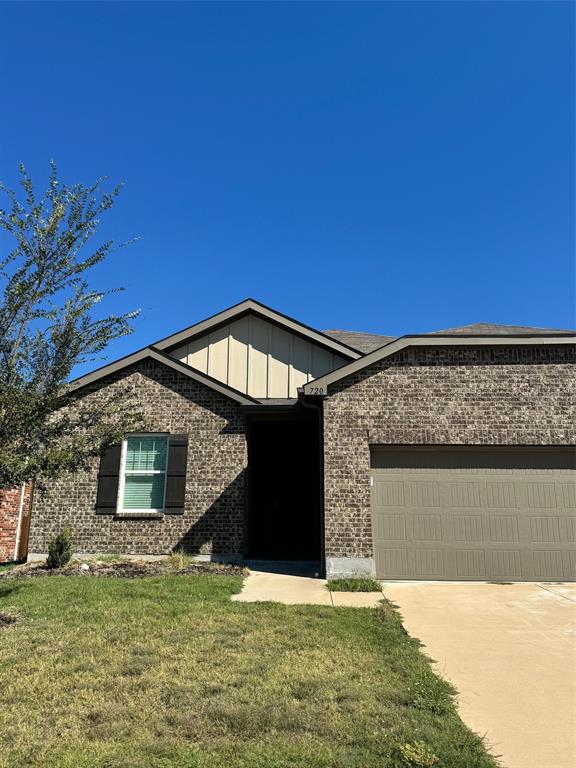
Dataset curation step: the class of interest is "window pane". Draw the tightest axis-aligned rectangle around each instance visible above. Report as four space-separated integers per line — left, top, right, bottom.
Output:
123 474 166 510
125 436 168 472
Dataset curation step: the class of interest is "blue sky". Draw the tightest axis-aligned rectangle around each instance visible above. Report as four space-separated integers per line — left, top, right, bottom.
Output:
1 1 574 372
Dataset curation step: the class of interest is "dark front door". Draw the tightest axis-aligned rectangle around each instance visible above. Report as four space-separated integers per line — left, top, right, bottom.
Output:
246 412 321 560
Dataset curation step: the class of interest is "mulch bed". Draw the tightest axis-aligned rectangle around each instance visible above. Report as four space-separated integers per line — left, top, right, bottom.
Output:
0 560 245 580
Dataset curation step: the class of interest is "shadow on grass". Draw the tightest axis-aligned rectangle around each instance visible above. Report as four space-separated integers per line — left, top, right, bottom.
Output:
0 583 23 599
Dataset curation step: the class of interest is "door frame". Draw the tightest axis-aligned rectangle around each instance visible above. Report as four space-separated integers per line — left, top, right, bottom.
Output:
243 405 324 565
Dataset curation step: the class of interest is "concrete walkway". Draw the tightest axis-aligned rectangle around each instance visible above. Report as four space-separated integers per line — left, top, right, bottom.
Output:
231 569 384 607
382 582 576 768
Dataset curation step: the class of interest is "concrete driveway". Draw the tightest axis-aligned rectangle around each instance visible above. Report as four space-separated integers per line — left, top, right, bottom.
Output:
381 582 576 768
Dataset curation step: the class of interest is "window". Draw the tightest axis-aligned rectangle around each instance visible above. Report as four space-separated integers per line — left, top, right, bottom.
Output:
118 435 168 514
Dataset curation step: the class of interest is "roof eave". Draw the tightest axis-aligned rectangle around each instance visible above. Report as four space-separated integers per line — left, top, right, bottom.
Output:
67 346 259 405
152 298 362 360
302 334 576 395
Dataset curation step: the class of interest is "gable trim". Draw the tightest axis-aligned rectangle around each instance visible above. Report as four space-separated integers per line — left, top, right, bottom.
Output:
152 298 362 360
302 334 576 395
68 346 259 405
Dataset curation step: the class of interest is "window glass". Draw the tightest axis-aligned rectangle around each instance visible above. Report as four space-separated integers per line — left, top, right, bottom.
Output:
125 436 168 472
121 435 168 511
123 474 166 510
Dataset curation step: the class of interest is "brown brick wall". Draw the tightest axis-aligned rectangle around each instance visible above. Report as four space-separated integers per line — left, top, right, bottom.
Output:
323 345 576 560
29 359 248 556
0 484 31 562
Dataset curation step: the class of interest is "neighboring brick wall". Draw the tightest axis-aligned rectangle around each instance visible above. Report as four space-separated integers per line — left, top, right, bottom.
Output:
29 360 247 556
0 484 31 562
323 345 576 560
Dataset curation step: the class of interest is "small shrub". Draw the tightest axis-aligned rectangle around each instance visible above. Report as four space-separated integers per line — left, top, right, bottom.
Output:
327 577 382 592
46 526 73 569
399 741 439 767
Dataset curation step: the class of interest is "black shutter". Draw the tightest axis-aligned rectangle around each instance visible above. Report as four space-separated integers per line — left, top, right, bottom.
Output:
95 445 121 514
164 434 188 515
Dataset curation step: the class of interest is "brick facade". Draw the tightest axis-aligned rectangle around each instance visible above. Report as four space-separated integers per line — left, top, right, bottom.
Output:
29 359 247 556
0 484 31 562
322 345 576 563
28 343 576 568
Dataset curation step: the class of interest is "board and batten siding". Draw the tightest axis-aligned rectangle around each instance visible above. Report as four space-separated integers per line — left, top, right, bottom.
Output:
170 315 347 398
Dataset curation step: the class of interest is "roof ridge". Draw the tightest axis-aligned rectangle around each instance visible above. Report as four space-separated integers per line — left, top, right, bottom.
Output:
323 327 392 336
428 321 576 335
151 299 362 358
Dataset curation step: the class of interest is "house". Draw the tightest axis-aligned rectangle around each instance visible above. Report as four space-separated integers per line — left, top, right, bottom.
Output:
27 299 576 581
0 485 32 563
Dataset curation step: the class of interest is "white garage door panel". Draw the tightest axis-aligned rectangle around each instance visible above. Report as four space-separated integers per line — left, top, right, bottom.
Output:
371 447 576 581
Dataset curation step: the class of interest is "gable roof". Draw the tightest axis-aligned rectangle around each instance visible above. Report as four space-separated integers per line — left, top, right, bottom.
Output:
68 299 575 404
69 346 259 405
153 298 362 360
302 331 576 396
66 299 362 404
323 329 397 353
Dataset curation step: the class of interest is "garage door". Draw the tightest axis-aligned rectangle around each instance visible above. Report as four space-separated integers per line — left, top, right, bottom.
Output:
370 447 576 581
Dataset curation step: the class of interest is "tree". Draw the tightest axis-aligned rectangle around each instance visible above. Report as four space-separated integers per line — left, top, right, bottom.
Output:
0 161 144 489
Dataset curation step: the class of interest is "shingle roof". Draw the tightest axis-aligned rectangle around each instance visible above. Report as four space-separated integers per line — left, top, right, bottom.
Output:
425 322 576 336
324 323 574 354
323 329 396 354
303 332 575 395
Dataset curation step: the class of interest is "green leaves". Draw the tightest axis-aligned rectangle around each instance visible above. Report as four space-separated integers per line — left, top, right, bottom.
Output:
0 162 143 488
46 525 73 569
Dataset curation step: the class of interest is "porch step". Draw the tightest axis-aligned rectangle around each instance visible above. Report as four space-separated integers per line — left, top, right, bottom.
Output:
243 559 322 577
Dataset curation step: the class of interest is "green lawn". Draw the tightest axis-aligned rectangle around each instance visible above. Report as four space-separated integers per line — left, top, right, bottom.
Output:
326 577 383 592
0 573 499 768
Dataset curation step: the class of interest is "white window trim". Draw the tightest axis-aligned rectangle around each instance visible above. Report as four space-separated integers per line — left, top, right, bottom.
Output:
116 433 169 517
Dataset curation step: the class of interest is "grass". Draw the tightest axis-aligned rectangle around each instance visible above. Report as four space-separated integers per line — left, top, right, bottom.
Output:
167 550 193 569
327 577 383 592
87 553 123 563
0 562 19 573
0 574 499 768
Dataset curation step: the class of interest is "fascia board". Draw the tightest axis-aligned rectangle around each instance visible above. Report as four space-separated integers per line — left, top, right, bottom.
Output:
302 335 576 395
68 346 258 405
152 299 361 359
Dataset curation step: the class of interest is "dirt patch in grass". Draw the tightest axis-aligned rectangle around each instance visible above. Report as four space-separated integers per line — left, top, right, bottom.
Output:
0 611 17 628
0 559 245 580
